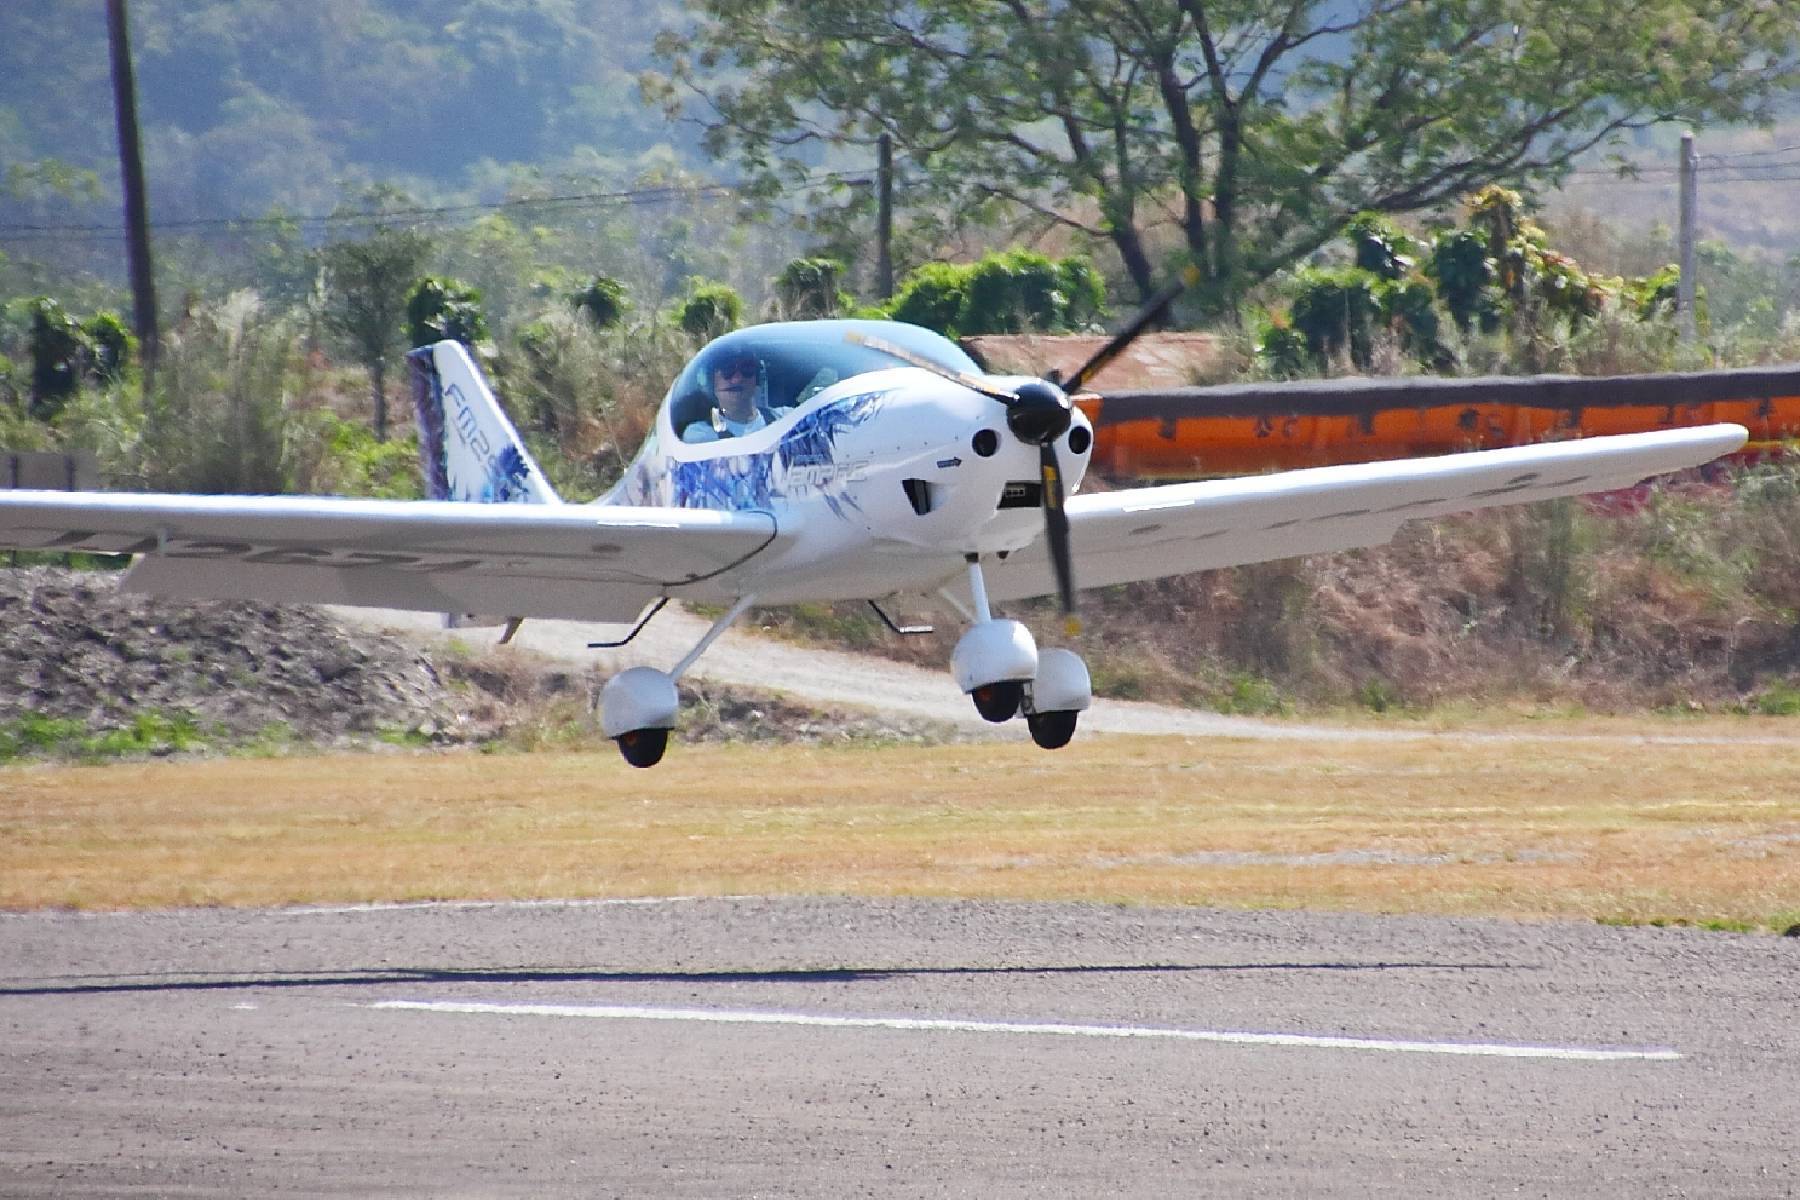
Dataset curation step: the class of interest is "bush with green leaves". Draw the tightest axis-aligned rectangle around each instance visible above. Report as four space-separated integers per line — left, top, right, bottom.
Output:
774 257 847 319
1255 314 1311 378
26 297 88 416
1346 212 1418 282
882 250 1106 337
1428 228 1498 333
570 274 628 329
675 280 743 341
1288 266 1383 368
80 311 134 381
886 261 970 334
406 276 488 349
134 292 300 495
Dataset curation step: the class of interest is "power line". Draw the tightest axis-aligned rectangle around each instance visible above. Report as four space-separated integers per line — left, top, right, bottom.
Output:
0 169 874 243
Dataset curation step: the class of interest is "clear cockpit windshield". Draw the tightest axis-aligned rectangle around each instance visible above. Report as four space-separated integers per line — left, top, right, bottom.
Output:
663 319 979 443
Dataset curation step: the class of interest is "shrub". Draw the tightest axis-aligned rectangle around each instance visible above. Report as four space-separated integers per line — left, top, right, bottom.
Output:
774 257 846 319
1255 314 1312 377
80 311 134 381
886 261 970 334
1289 267 1382 368
1346 212 1418 281
675 280 743 341
135 292 300 495
1427 229 1497 333
883 251 1107 336
406 276 488 349
570 274 628 329
26 297 88 416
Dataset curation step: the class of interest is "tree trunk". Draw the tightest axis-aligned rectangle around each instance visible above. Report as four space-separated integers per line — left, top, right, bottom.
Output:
1108 222 1158 305
371 359 388 442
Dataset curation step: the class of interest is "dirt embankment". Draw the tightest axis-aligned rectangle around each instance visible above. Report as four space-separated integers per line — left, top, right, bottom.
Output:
0 568 966 757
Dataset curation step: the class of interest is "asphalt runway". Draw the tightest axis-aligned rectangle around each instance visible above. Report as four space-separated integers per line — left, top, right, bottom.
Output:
2 897 1795 1197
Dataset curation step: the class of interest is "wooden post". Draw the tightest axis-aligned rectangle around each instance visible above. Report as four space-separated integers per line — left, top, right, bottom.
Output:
1677 130 1697 341
877 132 894 301
106 0 160 373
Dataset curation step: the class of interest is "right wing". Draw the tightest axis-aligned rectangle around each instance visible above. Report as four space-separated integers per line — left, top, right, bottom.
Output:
984 424 1748 602
0 492 783 623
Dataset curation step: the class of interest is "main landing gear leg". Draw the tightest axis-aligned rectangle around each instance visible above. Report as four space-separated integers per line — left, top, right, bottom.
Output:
598 594 757 768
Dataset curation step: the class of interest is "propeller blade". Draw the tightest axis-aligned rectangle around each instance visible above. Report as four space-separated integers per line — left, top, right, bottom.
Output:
1062 263 1202 394
847 330 1019 404
1039 442 1077 623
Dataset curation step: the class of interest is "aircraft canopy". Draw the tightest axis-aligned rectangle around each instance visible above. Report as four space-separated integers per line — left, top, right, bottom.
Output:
663 319 979 438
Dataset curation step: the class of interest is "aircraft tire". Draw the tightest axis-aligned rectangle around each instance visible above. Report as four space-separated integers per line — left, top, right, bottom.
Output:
615 728 670 768
1026 710 1078 749
971 681 1025 723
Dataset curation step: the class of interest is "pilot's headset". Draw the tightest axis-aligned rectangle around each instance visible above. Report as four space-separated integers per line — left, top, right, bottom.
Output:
703 346 765 405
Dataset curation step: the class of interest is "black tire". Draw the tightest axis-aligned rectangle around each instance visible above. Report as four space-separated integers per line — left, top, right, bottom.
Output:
616 727 669 768
971 681 1025 723
1027 710 1078 749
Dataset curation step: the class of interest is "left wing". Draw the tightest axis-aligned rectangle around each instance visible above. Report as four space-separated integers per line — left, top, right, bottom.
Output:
984 424 1747 602
0 492 784 622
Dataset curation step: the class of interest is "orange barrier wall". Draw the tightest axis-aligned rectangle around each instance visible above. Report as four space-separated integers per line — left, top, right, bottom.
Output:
1077 366 1800 478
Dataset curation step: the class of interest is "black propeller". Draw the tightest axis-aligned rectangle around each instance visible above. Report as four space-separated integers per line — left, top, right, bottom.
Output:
850 266 1197 626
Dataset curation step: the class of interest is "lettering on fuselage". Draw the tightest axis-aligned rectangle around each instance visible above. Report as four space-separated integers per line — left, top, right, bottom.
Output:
782 460 873 497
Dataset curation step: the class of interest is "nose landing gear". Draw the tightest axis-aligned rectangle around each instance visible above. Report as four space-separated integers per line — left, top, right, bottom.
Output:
951 557 1092 748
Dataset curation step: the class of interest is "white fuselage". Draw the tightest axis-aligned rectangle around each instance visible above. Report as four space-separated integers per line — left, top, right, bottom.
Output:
604 367 1092 606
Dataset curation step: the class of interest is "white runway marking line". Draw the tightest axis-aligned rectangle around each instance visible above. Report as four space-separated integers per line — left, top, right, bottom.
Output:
368 1001 1681 1062
283 896 726 916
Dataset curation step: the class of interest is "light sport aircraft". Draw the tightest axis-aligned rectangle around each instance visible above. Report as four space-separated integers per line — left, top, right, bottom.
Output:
0 306 1746 766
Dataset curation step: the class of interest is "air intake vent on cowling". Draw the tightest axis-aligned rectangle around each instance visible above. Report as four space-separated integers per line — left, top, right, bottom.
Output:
998 481 1043 509
901 478 933 515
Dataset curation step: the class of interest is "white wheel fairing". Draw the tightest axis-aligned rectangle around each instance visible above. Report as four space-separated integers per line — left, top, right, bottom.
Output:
600 667 680 738
951 619 1039 694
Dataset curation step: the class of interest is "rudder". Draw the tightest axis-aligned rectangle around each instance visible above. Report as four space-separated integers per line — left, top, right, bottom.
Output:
409 340 560 504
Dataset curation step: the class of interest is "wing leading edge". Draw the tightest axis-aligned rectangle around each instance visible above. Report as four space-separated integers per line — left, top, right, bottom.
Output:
0 492 783 623
984 424 1749 602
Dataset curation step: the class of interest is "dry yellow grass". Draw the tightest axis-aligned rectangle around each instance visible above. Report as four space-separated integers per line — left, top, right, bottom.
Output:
2 730 1798 928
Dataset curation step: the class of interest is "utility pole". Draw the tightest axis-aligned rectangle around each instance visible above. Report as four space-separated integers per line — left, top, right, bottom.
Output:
876 132 894 301
106 0 160 371
1677 130 1697 342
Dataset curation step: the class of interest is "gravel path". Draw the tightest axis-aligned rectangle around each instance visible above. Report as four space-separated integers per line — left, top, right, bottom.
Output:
332 604 1800 748
331 605 1381 741
3 897 1794 1197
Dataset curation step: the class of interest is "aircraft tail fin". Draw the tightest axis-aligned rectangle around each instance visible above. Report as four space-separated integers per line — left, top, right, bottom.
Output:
409 341 560 505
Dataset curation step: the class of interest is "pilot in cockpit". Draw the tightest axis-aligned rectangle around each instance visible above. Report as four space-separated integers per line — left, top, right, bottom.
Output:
680 345 792 443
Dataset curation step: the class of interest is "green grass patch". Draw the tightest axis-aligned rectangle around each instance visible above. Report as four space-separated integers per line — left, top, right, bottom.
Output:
0 709 207 763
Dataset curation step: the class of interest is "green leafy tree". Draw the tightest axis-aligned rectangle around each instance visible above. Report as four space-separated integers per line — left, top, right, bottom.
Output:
774 258 847 319
25 298 88 418
80 312 134 381
675 280 744 341
406 277 489 350
322 228 431 441
655 0 1800 314
571 274 629 329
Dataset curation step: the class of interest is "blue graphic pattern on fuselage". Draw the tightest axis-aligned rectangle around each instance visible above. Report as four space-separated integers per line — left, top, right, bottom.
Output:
666 390 887 515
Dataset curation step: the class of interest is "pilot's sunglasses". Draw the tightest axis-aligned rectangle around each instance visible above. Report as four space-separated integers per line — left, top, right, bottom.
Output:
716 360 756 381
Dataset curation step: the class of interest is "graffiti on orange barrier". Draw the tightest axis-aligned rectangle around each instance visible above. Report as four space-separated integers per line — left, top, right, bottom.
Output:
1077 366 1800 478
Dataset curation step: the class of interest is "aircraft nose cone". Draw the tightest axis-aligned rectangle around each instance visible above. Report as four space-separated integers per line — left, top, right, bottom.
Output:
1006 380 1073 446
